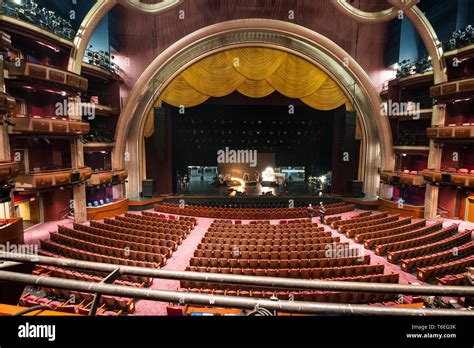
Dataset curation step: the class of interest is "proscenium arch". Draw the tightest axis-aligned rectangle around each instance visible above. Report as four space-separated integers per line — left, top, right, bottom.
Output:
114 19 394 197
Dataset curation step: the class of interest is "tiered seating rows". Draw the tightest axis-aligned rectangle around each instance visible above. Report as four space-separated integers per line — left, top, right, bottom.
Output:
201 236 339 246
190 254 371 269
343 215 401 237
331 212 388 229
196 241 350 253
355 220 426 245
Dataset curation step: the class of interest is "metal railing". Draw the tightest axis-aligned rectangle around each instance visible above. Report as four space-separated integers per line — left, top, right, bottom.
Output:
1 253 473 316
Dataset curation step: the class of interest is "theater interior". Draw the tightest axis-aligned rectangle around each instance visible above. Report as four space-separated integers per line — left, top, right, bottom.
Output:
0 0 473 345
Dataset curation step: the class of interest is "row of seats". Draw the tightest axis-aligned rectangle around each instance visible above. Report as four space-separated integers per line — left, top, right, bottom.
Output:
355 220 426 244
185 264 384 279
200 236 339 246
387 230 473 263
349 217 412 240
417 255 474 281
374 225 458 256
41 239 160 269
344 215 401 237
92 220 182 244
436 273 469 286
38 248 152 285
196 241 350 253
180 270 398 291
330 212 389 229
73 223 177 251
193 247 361 260
204 230 329 240
38 265 145 288
365 223 444 251
103 218 186 240
189 255 371 269
116 215 191 234
400 242 474 272
138 211 198 226
58 225 171 258
19 293 122 316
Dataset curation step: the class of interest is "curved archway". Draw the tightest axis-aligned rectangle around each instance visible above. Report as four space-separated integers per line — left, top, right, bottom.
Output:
114 19 394 197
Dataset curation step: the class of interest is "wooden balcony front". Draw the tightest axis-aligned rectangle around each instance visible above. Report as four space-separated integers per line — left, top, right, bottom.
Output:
0 91 16 116
0 161 20 182
15 167 92 191
380 171 425 187
430 77 474 99
9 116 90 135
422 169 474 188
378 198 424 218
87 169 128 186
5 61 88 92
426 124 474 140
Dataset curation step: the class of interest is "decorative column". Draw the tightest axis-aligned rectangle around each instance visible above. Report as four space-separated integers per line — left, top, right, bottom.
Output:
70 139 87 222
424 104 445 218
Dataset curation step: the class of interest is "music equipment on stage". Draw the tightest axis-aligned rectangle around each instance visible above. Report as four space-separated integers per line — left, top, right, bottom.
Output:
142 179 154 197
349 180 364 198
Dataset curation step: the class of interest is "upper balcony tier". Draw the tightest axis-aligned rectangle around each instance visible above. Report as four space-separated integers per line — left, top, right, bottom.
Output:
430 77 474 100
4 61 88 92
81 63 122 82
422 168 474 188
427 124 474 141
0 161 20 182
15 167 92 191
9 116 90 136
380 170 425 187
87 169 128 187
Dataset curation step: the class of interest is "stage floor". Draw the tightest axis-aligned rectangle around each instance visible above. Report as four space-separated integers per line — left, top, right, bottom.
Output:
179 181 321 197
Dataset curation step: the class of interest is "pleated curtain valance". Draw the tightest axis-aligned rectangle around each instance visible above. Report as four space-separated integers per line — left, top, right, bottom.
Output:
145 47 353 137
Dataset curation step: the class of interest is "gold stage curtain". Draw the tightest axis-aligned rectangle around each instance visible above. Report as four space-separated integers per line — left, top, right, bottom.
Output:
143 99 162 138
160 47 351 111
181 53 246 97
225 47 288 80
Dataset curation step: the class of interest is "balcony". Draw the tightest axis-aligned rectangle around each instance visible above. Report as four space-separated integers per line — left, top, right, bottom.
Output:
0 161 20 182
380 170 425 187
0 91 15 116
430 77 474 100
15 167 92 191
426 124 474 140
0 14 74 48
81 62 122 82
422 169 474 188
87 169 128 186
9 116 90 135
4 61 88 92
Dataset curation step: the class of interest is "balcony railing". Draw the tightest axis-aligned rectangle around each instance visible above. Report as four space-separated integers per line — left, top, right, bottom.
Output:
5 61 88 91
9 116 90 135
427 124 474 140
430 77 474 99
422 169 474 188
380 170 425 187
15 166 92 191
0 91 15 116
87 169 128 186
0 161 19 182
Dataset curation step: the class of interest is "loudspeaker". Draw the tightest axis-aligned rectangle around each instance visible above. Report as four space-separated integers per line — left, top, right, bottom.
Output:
349 180 364 198
342 111 357 153
142 179 154 198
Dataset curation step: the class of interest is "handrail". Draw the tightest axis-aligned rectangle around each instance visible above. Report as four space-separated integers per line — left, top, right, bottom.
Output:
0 270 471 316
1 253 473 297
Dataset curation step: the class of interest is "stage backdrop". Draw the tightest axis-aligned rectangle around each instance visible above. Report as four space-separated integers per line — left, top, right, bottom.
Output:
217 152 275 180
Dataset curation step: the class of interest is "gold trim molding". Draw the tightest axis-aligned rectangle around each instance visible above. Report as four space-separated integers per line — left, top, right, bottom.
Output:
113 19 394 197
117 0 183 13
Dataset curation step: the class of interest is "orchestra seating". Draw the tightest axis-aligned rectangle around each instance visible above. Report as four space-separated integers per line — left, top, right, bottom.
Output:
326 210 474 282
35 212 197 315
180 219 400 303
154 202 355 219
